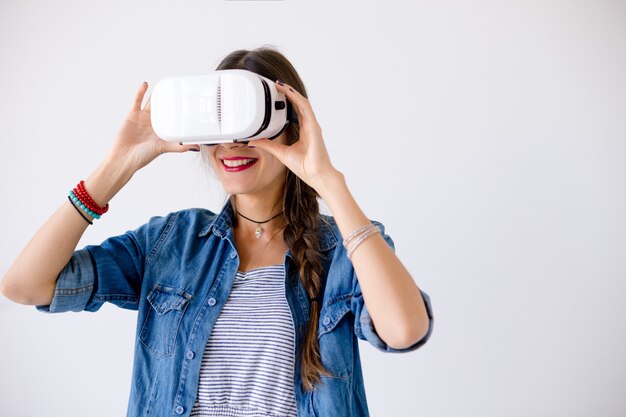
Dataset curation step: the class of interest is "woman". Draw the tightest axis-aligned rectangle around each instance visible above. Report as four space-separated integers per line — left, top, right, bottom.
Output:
0 47 433 417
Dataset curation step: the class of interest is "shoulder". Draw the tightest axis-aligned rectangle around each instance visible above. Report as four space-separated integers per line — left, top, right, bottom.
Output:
138 207 219 238
169 207 219 224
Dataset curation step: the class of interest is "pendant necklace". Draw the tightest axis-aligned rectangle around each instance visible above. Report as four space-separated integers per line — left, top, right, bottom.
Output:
237 210 284 239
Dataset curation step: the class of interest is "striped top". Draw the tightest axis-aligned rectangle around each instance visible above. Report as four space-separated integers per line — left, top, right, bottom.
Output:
190 264 298 417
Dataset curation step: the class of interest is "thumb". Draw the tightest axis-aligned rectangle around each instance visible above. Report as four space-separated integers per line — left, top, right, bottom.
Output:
252 138 289 163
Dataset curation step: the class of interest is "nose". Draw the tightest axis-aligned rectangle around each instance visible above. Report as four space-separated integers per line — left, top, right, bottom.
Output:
201 141 250 149
224 142 250 150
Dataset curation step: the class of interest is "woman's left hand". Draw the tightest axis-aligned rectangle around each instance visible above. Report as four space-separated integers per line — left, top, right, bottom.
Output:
252 80 339 193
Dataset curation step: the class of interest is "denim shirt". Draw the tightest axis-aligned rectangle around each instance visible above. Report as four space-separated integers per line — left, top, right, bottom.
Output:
36 200 434 417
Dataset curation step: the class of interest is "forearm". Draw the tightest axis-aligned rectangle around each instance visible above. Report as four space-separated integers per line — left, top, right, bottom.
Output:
317 170 430 349
0 155 134 305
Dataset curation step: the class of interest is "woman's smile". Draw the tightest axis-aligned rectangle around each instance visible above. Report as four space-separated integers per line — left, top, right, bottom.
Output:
220 156 259 172
209 138 287 197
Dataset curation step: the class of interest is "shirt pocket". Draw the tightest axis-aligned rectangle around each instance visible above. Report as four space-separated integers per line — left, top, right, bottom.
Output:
317 294 354 380
139 284 192 358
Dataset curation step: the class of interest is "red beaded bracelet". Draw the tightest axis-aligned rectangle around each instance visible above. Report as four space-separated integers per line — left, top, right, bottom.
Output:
72 187 101 215
72 187 100 215
74 180 109 215
73 180 109 215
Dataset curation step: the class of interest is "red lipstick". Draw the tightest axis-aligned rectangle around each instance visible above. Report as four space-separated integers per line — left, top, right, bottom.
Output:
220 156 258 172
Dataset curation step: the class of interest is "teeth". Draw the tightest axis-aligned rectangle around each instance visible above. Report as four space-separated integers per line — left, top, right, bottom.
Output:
222 158 255 167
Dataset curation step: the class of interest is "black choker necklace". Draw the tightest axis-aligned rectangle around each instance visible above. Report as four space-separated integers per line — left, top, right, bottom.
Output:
237 210 284 239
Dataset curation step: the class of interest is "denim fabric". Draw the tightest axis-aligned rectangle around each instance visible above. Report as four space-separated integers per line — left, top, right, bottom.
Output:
36 200 434 417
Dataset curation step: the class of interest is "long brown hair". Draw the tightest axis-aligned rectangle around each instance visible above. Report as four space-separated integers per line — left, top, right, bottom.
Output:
203 46 332 391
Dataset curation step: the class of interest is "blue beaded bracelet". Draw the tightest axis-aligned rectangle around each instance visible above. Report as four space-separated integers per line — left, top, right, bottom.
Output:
68 195 93 225
69 190 101 219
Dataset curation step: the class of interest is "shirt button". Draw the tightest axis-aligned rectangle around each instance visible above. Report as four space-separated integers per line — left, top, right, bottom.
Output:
208 297 216 306
323 316 331 326
230 252 237 259
186 350 195 360
175 405 184 414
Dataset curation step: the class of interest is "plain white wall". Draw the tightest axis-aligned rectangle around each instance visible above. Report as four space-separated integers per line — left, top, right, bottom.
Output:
1 0 625 416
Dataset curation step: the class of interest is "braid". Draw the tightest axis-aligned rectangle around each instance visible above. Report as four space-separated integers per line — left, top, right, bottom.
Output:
283 170 333 392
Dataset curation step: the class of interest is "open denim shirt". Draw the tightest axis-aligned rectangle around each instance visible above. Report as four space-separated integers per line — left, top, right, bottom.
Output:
36 201 434 417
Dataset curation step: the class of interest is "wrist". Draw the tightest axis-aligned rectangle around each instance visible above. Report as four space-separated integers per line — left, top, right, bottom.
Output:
83 155 135 207
314 168 346 202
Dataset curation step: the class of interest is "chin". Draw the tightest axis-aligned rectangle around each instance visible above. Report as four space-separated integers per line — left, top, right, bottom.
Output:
221 183 249 196
220 179 259 196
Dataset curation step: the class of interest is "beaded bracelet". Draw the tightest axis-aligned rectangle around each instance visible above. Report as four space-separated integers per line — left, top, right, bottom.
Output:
343 223 380 260
67 180 110 221
346 227 380 260
67 196 93 225
74 180 109 215
69 190 101 219
342 224 377 247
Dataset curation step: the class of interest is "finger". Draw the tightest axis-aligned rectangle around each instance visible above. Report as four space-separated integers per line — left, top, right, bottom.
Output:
132 82 148 112
276 81 305 122
144 92 152 112
251 138 290 164
161 140 200 154
275 81 317 125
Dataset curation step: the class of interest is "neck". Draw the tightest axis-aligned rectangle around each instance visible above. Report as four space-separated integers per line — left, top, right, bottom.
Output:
231 192 285 238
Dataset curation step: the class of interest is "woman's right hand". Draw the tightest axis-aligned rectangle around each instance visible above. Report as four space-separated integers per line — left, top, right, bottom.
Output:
107 82 199 173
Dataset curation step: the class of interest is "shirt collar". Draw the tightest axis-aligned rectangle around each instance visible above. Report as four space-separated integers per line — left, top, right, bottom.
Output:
197 199 338 251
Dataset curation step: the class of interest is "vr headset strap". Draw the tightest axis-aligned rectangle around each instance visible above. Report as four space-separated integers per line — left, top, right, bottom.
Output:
268 101 299 140
286 100 299 125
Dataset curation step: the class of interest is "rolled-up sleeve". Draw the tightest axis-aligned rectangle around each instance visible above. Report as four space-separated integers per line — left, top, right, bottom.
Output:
35 248 97 313
351 220 434 353
35 212 176 314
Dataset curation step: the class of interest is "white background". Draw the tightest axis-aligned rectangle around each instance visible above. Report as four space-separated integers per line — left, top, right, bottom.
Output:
1 0 625 416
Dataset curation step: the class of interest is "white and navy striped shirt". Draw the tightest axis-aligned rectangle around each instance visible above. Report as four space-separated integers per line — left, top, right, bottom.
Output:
190 264 298 417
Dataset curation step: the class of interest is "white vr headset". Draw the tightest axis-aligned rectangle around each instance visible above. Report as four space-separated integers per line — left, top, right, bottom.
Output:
150 69 298 145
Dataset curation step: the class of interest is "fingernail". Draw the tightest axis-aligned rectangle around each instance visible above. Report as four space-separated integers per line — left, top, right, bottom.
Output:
277 79 285 86
248 145 256 148
189 148 200 152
